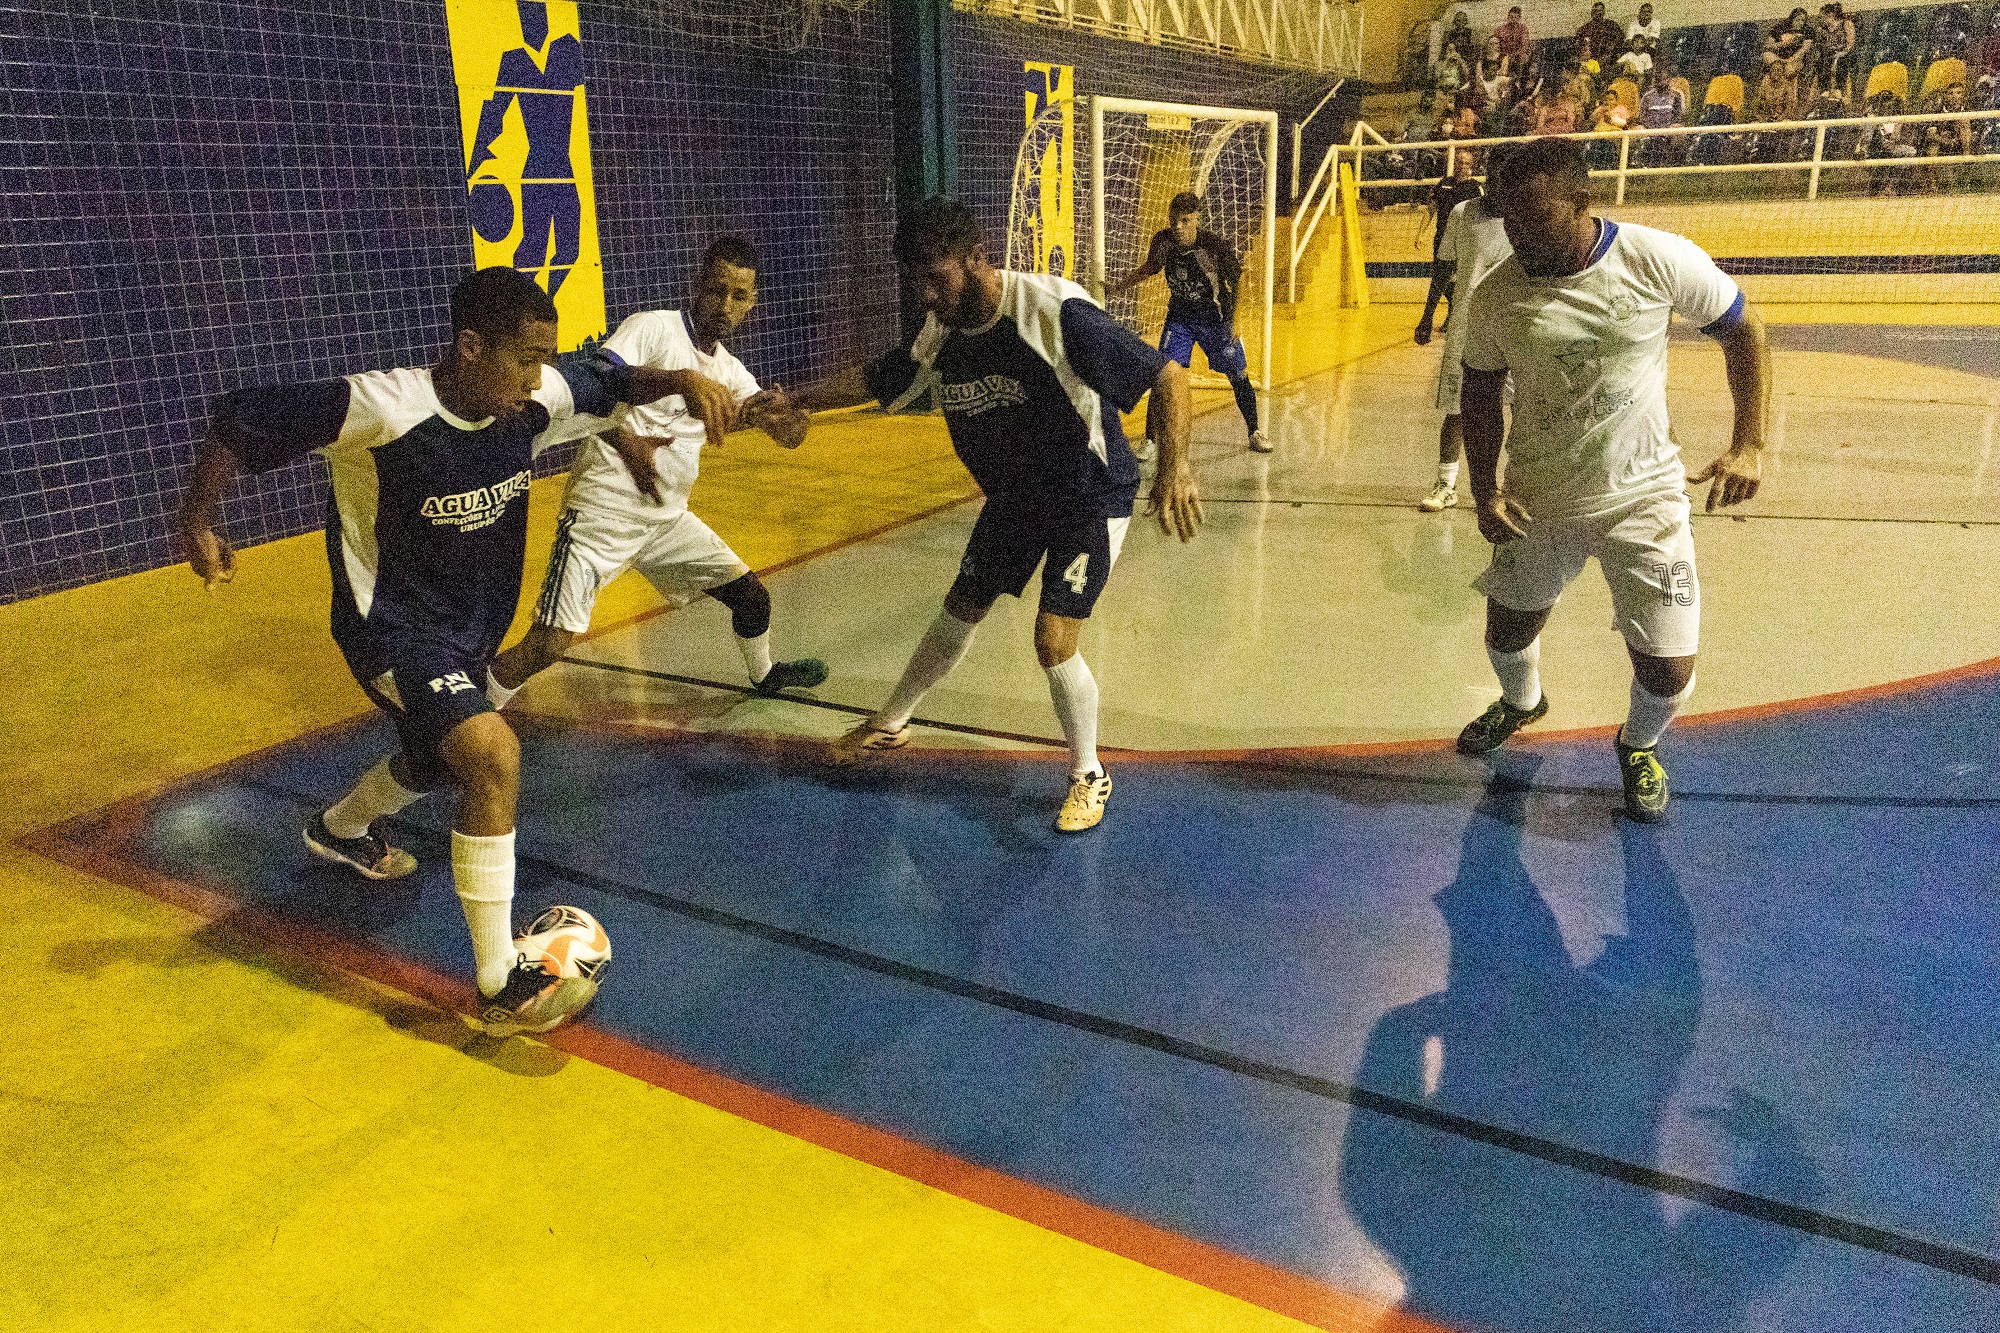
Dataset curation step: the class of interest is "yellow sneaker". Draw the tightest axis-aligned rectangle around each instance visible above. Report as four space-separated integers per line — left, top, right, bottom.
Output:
826 719 911 768
1054 770 1112 833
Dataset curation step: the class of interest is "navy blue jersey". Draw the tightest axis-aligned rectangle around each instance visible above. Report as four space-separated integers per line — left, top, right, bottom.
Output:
212 358 619 671
1139 228 1242 328
865 271 1163 519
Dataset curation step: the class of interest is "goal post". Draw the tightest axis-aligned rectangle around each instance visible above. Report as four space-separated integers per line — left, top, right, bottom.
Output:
1088 97 1279 396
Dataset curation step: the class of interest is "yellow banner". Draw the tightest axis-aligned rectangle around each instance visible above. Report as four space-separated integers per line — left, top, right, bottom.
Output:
1023 62 1075 279
446 0 605 349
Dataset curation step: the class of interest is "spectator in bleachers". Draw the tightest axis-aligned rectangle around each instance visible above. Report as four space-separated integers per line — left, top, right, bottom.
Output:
1806 85 1854 158
1626 3 1662 49
1507 80 1545 135
1445 10 1479 65
1496 5 1530 76
1542 86 1583 134
1562 57 1598 111
1578 36 1604 85
1618 34 1654 82
1813 4 1856 102
1980 9 2000 89
1752 57 1799 124
1474 45 1513 127
1578 3 1625 69
1589 88 1631 166
1761 10 1812 118
1853 87 1917 194
1921 82 1973 191
1437 43 1470 102
1637 67 1687 163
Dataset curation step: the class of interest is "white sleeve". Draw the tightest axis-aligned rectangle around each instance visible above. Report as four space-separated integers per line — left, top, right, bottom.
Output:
1438 203 1467 263
719 349 763 405
1459 277 1509 373
602 310 686 370
1653 231 1742 330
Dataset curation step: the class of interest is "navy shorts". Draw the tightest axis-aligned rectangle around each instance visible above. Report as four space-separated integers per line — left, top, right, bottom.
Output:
1160 319 1248 379
950 504 1133 620
339 635 494 791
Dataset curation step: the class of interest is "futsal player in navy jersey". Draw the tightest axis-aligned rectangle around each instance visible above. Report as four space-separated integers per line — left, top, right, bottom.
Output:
1108 191 1269 454
177 266 710 1034
804 198 1201 832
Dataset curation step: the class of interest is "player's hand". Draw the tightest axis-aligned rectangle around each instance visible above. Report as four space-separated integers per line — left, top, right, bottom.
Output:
1688 445 1761 513
608 427 666 505
182 523 237 590
1413 318 1434 346
669 369 736 448
1148 465 1204 543
743 385 810 448
1475 491 1531 543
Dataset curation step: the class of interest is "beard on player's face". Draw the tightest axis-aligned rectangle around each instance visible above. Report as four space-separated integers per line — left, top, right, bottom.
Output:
915 253 997 328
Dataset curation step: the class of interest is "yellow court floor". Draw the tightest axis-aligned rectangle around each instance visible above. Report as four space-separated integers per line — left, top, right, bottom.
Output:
7 299 1995 1332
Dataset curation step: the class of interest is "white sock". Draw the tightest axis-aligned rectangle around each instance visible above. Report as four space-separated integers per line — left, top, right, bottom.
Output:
1438 460 1460 487
323 758 424 839
452 829 518 997
1620 674 1695 750
1488 640 1543 711
875 609 978 729
1045 653 1101 777
485 668 519 711
738 631 774 685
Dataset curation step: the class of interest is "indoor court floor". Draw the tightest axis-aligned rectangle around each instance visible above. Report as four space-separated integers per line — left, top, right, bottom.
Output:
8 303 1998 1332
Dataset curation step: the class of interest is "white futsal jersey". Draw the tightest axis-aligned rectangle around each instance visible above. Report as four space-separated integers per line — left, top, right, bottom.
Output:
1438 196 1513 367
564 309 762 521
1461 219 1743 517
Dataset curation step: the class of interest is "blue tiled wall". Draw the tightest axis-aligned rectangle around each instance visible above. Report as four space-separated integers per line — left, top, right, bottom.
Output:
0 1 898 602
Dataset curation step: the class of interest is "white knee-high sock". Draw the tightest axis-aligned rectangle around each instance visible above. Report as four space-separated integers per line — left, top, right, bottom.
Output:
875 610 978 729
738 631 774 685
324 758 425 839
485 668 520 711
453 830 517 997
1438 460 1460 487
1045 654 1101 777
1620 674 1695 749
1488 640 1543 710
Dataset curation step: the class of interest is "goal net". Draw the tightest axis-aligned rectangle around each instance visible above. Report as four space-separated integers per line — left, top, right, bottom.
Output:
1089 97 1278 392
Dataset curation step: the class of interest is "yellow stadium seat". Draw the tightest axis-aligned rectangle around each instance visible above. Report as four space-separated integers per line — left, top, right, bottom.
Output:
1669 75 1691 107
1864 61 1909 104
1611 77 1639 114
1704 73 1744 116
1919 57 1967 102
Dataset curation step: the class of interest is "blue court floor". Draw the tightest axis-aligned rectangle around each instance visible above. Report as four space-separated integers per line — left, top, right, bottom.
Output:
41 658 2000 1333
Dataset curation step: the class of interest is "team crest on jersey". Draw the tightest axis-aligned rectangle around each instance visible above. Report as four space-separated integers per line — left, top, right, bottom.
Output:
420 469 533 532
940 375 1029 417
1609 294 1640 324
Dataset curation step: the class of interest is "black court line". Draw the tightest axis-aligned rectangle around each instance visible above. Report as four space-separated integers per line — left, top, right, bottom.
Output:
228 774 1998 1287
555 655 1095 751
1197 497 2000 527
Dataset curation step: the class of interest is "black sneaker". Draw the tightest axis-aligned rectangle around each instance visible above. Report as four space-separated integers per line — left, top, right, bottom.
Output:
1456 694 1551 756
1615 736 1669 822
753 657 828 696
304 812 417 880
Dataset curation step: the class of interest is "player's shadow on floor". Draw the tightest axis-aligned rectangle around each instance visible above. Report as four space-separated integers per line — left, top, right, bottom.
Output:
1338 764 1823 1333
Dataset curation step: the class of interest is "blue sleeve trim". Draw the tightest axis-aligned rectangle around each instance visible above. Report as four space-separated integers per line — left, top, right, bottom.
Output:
1700 290 1747 338
555 351 625 416
1585 218 1619 267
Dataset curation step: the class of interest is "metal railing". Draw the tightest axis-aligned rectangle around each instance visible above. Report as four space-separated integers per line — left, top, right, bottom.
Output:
954 0 1364 75
1343 107 2000 204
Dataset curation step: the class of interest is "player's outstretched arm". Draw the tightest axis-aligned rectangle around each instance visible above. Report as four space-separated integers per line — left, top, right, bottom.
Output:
790 364 874 413
1415 260 1456 345
626 367 735 448
1461 366 1529 543
1688 306 1770 512
178 432 243 589
1146 360 1202 542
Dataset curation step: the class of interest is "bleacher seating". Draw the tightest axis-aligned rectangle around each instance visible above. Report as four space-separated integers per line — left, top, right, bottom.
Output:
1920 53 1969 97
1866 58 1912 101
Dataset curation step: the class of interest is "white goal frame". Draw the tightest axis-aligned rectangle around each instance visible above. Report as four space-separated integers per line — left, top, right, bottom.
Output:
1089 96 1280 396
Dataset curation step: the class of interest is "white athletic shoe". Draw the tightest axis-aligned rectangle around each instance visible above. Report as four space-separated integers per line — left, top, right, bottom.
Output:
1248 429 1273 454
1419 481 1460 513
827 719 911 768
1133 436 1157 463
1054 771 1113 833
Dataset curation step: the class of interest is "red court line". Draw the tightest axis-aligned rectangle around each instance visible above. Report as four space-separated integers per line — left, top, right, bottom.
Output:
20 794 1456 1333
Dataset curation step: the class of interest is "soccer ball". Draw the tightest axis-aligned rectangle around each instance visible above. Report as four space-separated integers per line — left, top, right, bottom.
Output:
517 904 612 986
481 904 611 1036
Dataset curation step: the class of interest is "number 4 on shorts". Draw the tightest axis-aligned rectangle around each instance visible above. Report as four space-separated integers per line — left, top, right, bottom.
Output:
1062 552 1089 594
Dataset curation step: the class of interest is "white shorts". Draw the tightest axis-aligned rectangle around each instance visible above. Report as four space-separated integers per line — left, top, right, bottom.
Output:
1474 488 1700 657
533 505 749 633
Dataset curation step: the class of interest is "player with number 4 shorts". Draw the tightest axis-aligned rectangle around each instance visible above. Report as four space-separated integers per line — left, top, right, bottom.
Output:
1454 138 1771 823
800 198 1202 833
